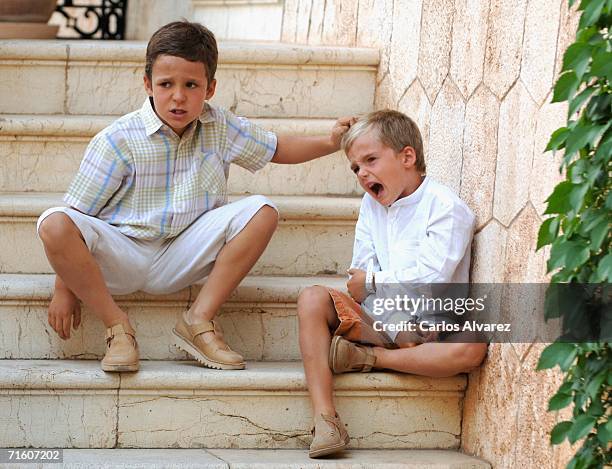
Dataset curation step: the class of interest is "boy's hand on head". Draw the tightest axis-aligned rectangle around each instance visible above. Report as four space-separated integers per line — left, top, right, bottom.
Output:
331 116 358 150
347 268 367 303
48 288 81 340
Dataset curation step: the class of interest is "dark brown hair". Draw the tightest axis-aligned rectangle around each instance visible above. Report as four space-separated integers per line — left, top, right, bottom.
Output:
341 110 426 172
145 21 218 82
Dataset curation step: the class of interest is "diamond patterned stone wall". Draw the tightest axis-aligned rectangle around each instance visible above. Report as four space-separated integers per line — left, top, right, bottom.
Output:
281 0 580 466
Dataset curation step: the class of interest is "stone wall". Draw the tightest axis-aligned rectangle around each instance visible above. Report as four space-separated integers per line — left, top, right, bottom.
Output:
282 0 580 466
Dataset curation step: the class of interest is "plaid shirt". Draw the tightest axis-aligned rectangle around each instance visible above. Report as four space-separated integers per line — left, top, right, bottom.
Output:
64 98 277 239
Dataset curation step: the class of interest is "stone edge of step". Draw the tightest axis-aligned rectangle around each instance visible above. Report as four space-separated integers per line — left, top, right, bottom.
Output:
0 359 466 393
0 193 362 221
0 448 491 468
0 40 380 67
0 115 337 138
0 273 345 304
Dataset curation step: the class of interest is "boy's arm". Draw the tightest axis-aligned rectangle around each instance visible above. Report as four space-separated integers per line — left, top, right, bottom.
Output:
271 116 356 164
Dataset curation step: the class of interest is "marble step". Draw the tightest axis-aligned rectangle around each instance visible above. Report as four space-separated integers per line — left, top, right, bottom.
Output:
0 273 344 361
0 448 491 468
0 360 466 450
0 115 362 195
0 193 360 276
0 40 378 117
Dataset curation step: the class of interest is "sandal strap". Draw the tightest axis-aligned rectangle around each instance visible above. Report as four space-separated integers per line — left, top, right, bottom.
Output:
105 324 136 344
190 320 215 337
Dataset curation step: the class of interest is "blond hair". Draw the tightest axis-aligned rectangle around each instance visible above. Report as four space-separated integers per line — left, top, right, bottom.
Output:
341 110 426 172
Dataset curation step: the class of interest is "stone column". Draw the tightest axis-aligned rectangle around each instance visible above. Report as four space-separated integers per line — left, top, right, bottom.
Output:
126 0 193 40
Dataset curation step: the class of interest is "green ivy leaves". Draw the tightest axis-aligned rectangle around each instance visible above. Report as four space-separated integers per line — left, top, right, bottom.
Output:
538 1 611 467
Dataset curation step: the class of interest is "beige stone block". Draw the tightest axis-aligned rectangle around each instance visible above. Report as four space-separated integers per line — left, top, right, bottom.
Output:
450 0 490 100
388 0 423 103
520 0 562 105
460 343 521 469
321 0 360 46
0 360 118 448
427 80 465 193
0 62 66 114
417 0 454 103
493 81 537 226
212 67 376 119
398 79 432 153
529 100 566 216
209 448 490 467
356 0 394 49
60 449 224 468
471 221 507 284
483 0 528 99
503 204 546 283
117 362 464 449
513 345 565 468
460 85 499 227
374 73 399 110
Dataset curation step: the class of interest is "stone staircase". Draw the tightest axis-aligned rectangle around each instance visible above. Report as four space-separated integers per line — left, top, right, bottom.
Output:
0 39 489 468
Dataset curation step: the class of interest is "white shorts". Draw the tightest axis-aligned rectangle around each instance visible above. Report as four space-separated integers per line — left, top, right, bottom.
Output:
37 195 277 295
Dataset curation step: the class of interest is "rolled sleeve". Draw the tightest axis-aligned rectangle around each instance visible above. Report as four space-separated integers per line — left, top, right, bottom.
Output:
224 111 277 173
64 131 130 216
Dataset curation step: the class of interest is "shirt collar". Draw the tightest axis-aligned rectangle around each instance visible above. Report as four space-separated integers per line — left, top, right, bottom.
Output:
389 175 429 208
140 98 216 136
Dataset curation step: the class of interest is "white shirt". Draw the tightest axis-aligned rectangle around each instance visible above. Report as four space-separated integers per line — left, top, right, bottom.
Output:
351 177 476 285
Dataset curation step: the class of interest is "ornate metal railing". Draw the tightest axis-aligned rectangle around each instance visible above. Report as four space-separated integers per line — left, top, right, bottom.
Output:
54 0 127 39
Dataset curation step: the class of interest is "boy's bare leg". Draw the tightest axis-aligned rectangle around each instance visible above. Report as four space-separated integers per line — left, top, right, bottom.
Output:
297 286 339 416
372 334 488 378
39 212 131 336
186 206 278 333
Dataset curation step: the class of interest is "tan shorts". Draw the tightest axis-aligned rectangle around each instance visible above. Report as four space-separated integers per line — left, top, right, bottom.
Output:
37 195 277 295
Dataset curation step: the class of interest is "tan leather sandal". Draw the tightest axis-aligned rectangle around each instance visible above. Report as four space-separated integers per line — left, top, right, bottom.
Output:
329 335 376 374
173 312 245 370
309 412 350 458
101 323 139 372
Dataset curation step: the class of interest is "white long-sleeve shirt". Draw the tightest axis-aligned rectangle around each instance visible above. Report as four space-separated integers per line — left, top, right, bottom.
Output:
351 177 476 285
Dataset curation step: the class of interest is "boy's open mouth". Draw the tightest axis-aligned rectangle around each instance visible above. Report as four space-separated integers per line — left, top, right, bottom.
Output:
171 109 187 116
367 182 384 197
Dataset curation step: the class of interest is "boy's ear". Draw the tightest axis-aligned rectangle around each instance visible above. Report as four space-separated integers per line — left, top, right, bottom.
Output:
400 145 417 168
205 78 217 101
143 74 153 97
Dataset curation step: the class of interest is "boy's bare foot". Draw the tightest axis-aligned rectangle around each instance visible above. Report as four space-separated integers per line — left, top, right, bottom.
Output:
48 286 81 340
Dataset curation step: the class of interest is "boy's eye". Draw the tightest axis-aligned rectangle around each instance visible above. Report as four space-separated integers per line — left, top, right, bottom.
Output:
351 166 359 174
187 82 198 88
159 82 171 88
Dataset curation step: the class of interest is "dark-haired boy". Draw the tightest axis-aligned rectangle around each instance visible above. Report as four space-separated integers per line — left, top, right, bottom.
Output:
297 110 488 458
37 21 353 372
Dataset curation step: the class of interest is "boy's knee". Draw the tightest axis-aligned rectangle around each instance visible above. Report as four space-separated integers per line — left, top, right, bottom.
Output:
255 203 279 229
297 286 332 319
38 212 79 249
454 343 488 372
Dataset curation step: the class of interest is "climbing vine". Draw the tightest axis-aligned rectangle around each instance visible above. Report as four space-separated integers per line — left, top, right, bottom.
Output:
536 0 611 468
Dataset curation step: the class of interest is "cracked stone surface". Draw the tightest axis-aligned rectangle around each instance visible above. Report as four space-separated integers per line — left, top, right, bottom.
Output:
388 0 423 104
462 344 521 469
397 79 432 153
471 221 507 284
0 63 66 114
554 1 581 79
460 85 499 227
450 0 490 99
427 79 466 194
483 0 528 99
503 204 546 284
417 0 455 103
520 0 562 105
493 81 537 226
